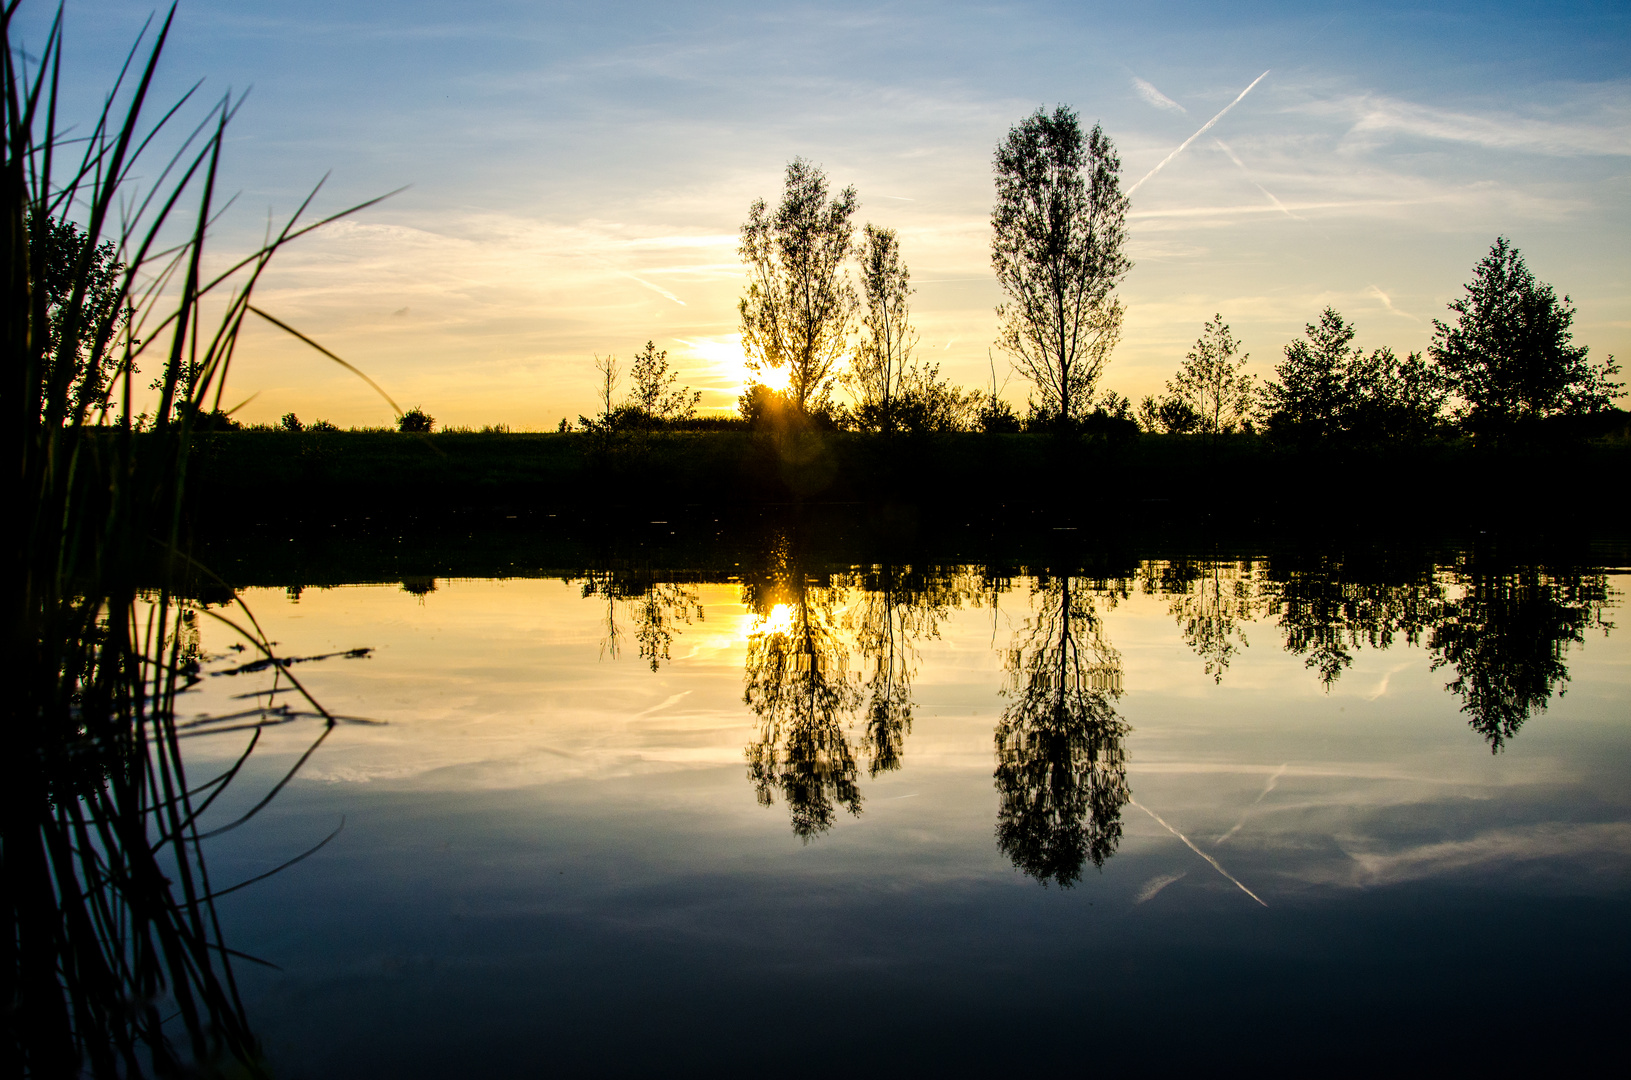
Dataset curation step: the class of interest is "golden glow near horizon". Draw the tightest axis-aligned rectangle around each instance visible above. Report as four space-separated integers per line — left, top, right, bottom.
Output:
674 333 790 405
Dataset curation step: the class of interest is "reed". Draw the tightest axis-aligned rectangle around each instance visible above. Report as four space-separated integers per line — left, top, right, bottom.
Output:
4 5 380 1074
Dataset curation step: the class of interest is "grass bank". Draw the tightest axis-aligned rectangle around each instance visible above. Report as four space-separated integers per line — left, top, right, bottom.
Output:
188 427 1631 531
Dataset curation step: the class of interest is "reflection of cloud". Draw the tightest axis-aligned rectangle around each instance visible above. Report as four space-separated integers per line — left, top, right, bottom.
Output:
1133 77 1187 114
1320 823 1631 888
1134 871 1186 902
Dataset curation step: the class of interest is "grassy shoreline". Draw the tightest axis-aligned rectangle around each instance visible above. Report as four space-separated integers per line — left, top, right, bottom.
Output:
188 427 1631 530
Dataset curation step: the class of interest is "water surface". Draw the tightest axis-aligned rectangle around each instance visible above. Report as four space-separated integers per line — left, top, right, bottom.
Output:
186 541 1630 1074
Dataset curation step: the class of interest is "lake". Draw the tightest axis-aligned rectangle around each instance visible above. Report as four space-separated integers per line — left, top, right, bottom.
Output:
182 525 1629 1074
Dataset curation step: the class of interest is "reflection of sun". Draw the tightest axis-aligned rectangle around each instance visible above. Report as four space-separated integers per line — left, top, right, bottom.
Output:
676 334 789 397
760 602 794 636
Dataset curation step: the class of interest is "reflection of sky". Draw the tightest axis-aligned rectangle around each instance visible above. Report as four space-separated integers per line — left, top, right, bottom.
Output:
26 2 1630 427
189 574 1631 1071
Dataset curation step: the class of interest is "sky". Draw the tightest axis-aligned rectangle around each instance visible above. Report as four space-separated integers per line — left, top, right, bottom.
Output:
27 0 1631 427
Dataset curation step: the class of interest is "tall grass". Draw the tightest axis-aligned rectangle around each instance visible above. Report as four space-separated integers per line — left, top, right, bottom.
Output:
5 5 382 1074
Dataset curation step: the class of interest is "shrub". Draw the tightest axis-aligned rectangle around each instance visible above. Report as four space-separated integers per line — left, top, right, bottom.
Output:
398 407 435 433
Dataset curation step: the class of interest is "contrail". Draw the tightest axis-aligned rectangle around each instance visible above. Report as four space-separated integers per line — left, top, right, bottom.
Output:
1128 70 1270 196
1367 285 1419 322
622 272 686 306
1212 137 1301 220
1133 799 1268 907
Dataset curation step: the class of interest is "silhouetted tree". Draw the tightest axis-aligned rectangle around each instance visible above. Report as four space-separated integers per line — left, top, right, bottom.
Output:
1263 308 1448 446
1137 393 1201 434
1165 314 1256 444
994 576 1130 885
1343 346 1448 446
1431 237 1623 436
624 340 700 426
848 224 916 431
991 107 1131 428
1261 308 1360 445
739 159 859 413
33 213 133 422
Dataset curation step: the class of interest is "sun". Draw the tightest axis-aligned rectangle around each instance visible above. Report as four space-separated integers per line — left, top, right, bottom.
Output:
674 335 789 397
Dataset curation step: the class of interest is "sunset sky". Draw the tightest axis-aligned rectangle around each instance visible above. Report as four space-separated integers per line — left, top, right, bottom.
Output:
32 1 1631 428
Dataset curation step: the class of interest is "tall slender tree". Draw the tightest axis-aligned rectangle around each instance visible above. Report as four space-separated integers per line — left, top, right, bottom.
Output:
738 159 859 413
991 107 1131 427
848 223 916 430
1166 314 1255 444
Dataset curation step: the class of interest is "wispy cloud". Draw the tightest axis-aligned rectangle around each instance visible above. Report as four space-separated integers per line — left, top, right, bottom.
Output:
1298 93 1631 157
1365 286 1418 323
1133 77 1187 114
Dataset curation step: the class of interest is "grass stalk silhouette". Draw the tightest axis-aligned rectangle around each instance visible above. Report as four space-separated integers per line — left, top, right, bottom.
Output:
4 5 392 1073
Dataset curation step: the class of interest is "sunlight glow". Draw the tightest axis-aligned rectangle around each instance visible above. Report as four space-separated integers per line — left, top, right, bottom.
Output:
675 334 788 400
759 602 794 637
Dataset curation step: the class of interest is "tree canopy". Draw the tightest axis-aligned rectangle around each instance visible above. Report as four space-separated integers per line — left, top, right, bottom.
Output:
991 107 1131 427
738 159 858 414
1430 237 1622 434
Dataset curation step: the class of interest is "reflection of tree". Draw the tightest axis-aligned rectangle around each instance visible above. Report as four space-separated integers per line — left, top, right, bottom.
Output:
741 543 862 838
1430 563 1614 751
994 575 1130 886
577 570 704 670
1140 559 1257 683
843 564 972 776
1261 554 1444 687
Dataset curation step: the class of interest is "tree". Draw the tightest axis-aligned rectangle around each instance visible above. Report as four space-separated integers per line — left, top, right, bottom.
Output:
1166 314 1256 443
34 213 133 422
739 159 859 413
1344 346 1447 445
848 224 916 430
1136 394 1200 435
625 340 700 425
1261 307 1358 443
991 106 1132 427
1430 237 1622 434
1263 308 1450 447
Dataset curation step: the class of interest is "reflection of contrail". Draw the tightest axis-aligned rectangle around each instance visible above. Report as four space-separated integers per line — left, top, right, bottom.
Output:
1133 799 1268 906
1216 763 1288 845
1212 137 1301 220
1128 70 1270 196
621 272 686 306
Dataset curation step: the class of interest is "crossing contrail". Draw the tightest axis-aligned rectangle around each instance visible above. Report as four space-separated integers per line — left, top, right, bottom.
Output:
1128 70 1270 196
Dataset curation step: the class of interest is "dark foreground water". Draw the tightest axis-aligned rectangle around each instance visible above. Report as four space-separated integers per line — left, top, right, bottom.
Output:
183 538 1629 1075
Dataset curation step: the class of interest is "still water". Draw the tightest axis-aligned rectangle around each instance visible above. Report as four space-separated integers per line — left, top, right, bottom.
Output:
185 539 1629 1074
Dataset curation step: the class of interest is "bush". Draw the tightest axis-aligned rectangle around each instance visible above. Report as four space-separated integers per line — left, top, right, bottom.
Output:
280 411 303 431
398 407 434 433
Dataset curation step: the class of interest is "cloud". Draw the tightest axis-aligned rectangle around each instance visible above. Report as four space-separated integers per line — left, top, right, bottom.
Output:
1133 77 1187 114
1297 93 1631 157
